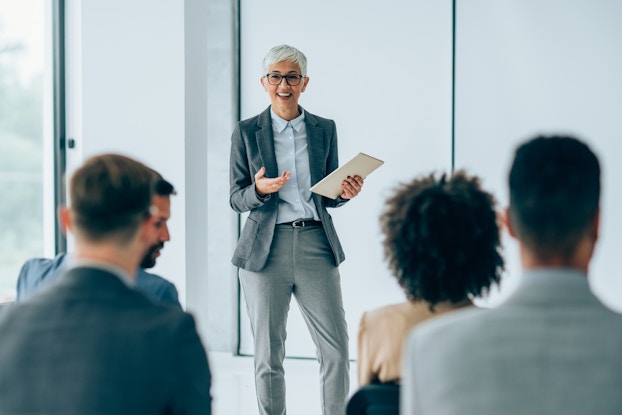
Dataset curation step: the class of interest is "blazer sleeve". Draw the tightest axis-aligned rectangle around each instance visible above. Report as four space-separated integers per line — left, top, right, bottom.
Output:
171 313 212 414
229 123 271 214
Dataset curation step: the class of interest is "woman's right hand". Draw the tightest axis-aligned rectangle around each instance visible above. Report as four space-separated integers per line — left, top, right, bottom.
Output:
254 167 291 196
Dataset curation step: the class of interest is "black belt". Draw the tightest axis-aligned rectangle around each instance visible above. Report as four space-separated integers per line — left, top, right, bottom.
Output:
278 220 322 228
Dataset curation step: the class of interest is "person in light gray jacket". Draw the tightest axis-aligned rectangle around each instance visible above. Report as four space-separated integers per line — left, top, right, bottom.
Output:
401 135 622 415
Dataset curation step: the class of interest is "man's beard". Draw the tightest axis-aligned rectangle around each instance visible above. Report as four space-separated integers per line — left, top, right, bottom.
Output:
140 242 164 269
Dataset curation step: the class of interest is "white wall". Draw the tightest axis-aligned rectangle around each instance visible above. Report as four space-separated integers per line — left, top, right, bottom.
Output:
63 0 622 359
64 0 187 304
239 0 622 357
454 0 622 310
64 0 238 352
238 0 454 358
189 0 239 351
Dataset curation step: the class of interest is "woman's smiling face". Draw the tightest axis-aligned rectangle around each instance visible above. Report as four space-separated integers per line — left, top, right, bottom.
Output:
261 60 309 120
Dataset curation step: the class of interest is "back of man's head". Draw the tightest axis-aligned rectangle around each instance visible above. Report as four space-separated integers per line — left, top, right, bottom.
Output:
70 154 155 245
508 135 600 261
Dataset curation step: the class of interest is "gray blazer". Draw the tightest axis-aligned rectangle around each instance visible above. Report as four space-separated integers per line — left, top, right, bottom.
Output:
230 106 348 272
401 269 622 415
0 266 211 414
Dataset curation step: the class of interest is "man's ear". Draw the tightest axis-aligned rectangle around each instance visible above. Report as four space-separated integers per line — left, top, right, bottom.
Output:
59 206 72 235
590 208 600 243
502 207 518 239
139 209 158 246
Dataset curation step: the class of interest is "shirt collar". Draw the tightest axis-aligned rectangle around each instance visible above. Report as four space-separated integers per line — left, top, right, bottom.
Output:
270 107 306 133
521 267 589 288
66 257 135 287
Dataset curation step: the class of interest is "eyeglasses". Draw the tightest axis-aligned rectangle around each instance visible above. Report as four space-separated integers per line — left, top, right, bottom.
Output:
264 73 304 86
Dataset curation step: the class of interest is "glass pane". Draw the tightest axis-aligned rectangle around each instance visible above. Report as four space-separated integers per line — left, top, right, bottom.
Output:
0 0 53 303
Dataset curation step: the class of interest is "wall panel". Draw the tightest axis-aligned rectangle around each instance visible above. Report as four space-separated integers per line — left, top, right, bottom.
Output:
454 0 622 309
238 0 454 358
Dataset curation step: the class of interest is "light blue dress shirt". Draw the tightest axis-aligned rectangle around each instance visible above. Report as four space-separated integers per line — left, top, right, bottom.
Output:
15 252 181 308
271 108 320 223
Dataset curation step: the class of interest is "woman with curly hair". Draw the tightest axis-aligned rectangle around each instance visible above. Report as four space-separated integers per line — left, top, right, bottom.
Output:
356 170 504 386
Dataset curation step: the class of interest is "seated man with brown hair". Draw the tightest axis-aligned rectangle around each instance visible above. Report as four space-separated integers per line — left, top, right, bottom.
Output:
15 172 180 308
0 153 211 414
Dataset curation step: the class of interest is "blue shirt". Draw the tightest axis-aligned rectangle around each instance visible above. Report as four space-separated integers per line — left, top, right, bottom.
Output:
270 108 320 223
15 252 181 308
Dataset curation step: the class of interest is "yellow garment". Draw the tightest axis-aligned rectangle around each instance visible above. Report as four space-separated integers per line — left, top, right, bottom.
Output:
356 300 470 386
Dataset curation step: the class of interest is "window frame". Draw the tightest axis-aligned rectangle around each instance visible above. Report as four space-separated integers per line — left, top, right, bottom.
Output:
52 0 67 253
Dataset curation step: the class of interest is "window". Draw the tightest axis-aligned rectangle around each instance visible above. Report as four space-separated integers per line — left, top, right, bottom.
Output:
0 0 56 303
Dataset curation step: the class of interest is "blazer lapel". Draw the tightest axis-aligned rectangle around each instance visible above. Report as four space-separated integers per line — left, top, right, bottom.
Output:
256 108 279 178
305 112 325 186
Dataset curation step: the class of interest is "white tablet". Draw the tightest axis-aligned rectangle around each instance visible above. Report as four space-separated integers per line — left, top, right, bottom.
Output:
310 152 384 199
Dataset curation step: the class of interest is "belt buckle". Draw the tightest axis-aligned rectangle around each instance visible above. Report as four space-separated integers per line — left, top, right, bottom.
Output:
292 220 305 228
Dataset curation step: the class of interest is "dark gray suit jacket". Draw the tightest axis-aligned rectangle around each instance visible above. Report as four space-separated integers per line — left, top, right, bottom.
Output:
230 106 348 272
402 269 622 415
0 266 211 415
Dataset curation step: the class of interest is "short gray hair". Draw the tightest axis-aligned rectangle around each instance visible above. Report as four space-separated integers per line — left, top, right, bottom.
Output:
262 44 308 76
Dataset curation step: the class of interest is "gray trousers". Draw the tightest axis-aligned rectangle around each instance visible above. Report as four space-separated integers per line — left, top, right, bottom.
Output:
239 224 350 415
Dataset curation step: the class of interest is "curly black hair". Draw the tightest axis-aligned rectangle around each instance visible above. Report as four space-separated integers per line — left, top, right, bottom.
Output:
380 170 504 309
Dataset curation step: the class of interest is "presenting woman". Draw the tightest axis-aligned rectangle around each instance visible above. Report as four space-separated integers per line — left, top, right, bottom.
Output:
229 44 363 415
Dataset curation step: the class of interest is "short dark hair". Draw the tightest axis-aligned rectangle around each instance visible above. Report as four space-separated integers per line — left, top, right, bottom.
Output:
150 170 176 197
380 170 504 308
70 154 156 243
508 135 600 260
155 179 176 197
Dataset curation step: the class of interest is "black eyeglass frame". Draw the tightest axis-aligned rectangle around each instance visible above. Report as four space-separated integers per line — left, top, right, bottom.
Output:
264 73 305 86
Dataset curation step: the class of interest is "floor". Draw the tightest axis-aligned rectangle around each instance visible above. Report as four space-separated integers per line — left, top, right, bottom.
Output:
210 351 359 415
